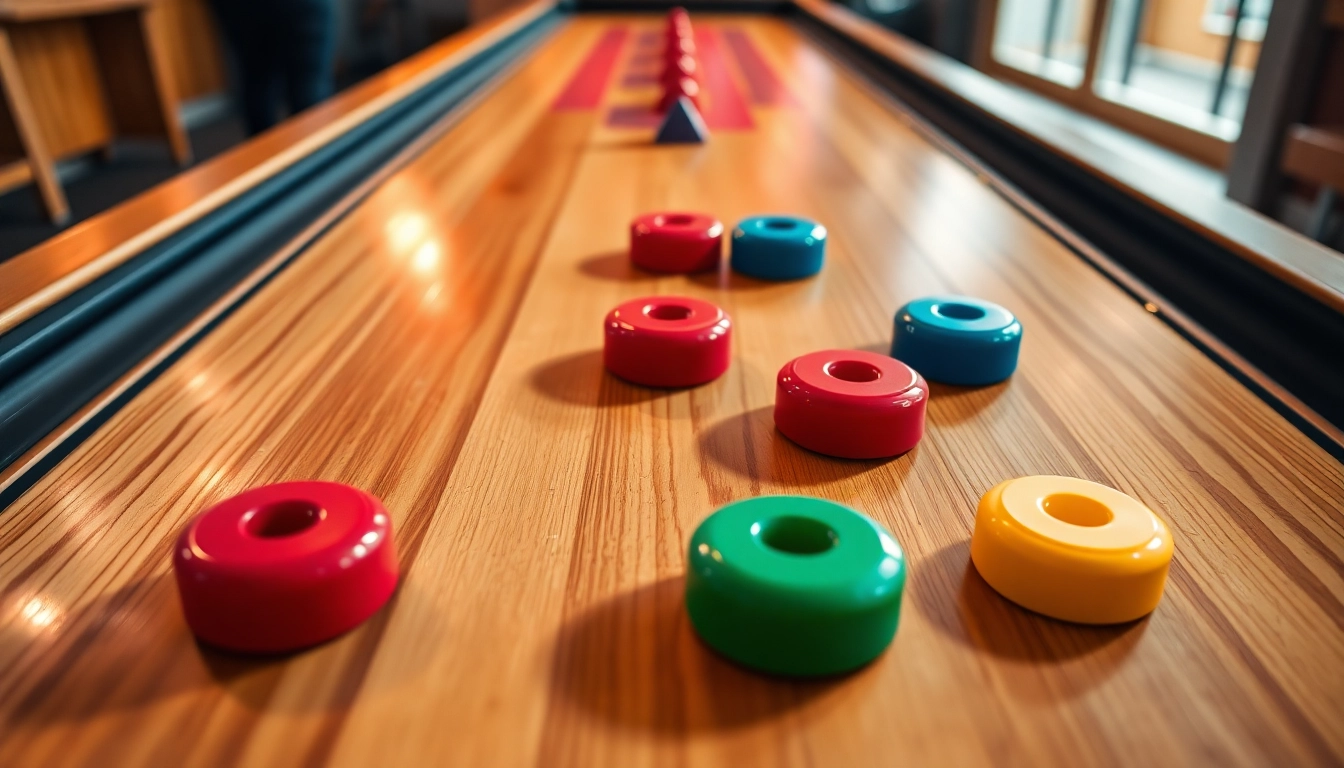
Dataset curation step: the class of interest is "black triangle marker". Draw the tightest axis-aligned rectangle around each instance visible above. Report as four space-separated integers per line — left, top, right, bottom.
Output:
654 96 709 144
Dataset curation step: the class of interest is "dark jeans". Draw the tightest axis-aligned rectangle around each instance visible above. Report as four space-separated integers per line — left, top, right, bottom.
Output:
210 0 338 135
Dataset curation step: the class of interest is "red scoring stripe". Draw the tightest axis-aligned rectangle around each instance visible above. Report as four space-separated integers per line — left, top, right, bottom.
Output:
693 28 754 130
722 28 793 106
554 27 630 111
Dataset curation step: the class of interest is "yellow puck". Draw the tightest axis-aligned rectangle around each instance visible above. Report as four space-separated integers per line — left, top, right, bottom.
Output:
970 475 1174 624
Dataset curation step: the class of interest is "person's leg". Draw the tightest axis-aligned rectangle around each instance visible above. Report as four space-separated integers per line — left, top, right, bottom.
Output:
281 0 338 116
238 49 281 134
209 0 281 135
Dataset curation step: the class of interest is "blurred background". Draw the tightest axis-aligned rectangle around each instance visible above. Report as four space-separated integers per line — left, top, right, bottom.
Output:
0 0 498 257
849 0 1342 254
0 0 1338 258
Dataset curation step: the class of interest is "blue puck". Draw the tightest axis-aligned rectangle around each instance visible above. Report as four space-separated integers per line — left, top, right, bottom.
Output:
890 296 1022 385
730 216 827 281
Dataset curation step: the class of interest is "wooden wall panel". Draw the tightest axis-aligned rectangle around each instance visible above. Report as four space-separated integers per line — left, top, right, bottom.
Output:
4 18 112 158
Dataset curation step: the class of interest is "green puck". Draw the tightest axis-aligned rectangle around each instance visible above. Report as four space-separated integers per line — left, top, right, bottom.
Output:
684 495 906 676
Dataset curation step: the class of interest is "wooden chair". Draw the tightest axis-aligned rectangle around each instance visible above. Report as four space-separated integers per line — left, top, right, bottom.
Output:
0 0 190 223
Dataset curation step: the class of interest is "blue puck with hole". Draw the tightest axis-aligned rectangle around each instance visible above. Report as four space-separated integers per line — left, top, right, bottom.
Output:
890 295 1022 385
730 216 827 280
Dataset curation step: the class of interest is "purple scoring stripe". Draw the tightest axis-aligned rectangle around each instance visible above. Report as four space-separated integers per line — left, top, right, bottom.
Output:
607 104 664 128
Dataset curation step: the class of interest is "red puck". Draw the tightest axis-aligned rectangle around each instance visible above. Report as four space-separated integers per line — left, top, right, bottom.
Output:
663 54 697 84
665 35 695 61
631 212 720 272
774 350 928 459
604 296 732 387
657 77 701 113
172 481 399 653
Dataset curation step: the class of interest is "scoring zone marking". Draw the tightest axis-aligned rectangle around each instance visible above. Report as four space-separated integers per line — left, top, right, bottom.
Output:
552 26 630 110
722 27 794 107
551 23 793 131
687 25 754 130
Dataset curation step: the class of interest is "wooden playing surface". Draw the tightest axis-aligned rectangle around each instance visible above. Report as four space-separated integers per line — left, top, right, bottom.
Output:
1 14 1342 767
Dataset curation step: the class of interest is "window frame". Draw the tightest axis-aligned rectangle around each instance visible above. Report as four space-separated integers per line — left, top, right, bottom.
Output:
973 0 1238 168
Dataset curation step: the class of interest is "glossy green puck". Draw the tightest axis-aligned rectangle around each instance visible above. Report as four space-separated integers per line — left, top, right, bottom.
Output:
684 495 906 676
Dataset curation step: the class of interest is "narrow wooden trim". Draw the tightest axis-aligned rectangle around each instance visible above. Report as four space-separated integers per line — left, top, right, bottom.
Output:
0 0 149 22
793 0 1344 312
969 0 998 71
0 0 556 335
0 26 69 223
1078 0 1111 92
1282 124 1344 189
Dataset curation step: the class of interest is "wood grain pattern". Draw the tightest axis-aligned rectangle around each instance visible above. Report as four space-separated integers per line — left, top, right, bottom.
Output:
0 0 554 335
0 15 1342 767
0 25 71 221
151 0 223 102
0 17 111 161
0 0 221 103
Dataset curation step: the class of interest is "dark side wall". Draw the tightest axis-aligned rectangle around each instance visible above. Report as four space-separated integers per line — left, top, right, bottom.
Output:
843 0 981 63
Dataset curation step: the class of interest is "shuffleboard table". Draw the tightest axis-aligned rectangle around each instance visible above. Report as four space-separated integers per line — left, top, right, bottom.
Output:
0 4 1341 766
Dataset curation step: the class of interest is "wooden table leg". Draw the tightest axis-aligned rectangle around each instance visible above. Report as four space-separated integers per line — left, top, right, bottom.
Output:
137 6 190 166
0 26 70 224
89 9 192 167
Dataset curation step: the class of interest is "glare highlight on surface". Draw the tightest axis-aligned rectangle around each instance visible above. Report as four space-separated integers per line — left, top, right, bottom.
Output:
386 213 429 251
412 241 441 274
20 597 61 629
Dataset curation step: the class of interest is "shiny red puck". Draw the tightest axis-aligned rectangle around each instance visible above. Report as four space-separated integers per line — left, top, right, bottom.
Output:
604 296 732 387
774 350 928 459
172 481 399 653
630 211 721 272
663 54 697 85
657 77 701 113
665 35 696 61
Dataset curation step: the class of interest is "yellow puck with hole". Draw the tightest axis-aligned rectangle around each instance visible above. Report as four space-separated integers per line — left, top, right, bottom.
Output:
970 475 1174 624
